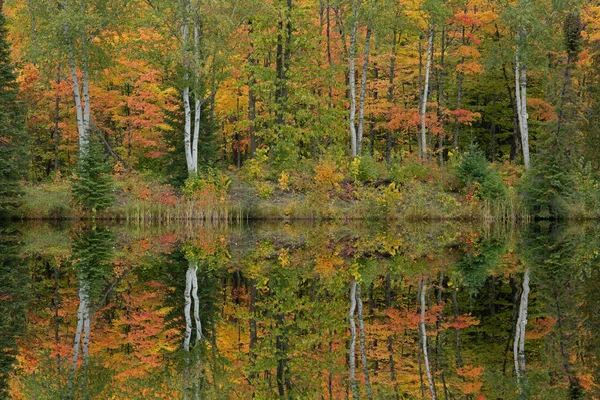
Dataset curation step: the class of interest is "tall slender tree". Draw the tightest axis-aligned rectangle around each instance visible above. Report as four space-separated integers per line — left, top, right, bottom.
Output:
0 2 25 217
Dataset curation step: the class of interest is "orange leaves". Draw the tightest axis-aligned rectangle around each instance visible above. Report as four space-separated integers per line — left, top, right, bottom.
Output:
448 108 481 125
443 314 480 330
528 317 557 340
457 366 484 395
387 106 420 133
528 97 557 121
456 61 484 75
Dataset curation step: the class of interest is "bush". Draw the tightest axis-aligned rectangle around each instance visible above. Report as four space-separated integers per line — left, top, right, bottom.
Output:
388 155 433 186
454 147 507 201
313 159 344 191
351 154 384 182
183 168 231 200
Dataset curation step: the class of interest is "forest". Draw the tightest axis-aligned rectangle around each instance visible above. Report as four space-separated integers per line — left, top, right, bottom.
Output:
1 0 600 220
2 1 600 398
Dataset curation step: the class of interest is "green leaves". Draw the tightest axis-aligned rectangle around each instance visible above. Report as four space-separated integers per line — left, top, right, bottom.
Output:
0 12 25 218
71 136 115 215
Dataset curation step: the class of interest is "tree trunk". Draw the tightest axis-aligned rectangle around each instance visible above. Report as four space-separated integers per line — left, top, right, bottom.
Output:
356 285 373 400
419 279 436 399
420 27 434 161
348 0 361 157
357 21 373 156
349 281 358 399
515 41 530 169
514 269 530 394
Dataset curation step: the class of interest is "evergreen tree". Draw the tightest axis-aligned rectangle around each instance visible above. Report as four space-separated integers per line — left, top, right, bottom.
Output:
0 9 25 218
72 136 114 215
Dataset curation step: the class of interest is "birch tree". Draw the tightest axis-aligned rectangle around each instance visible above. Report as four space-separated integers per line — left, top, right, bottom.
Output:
348 0 361 157
419 278 436 399
514 269 530 394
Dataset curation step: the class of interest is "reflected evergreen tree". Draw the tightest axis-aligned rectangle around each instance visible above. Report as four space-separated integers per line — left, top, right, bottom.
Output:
68 226 115 398
72 137 114 216
0 227 28 397
0 10 26 218
521 222 585 398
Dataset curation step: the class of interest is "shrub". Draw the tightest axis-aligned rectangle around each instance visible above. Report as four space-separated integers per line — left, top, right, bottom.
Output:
454 147 507 201
388 155 433 186
71 138 115 215
244 147 269 181
314 159 344 191
183 168 231 200
351 154 383 182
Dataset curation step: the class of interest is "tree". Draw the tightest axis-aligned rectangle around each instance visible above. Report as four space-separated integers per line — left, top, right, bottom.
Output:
71 137 114 216
0 4 25 217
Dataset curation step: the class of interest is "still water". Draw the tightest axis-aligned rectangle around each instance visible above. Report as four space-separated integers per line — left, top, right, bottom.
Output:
1 221 598 399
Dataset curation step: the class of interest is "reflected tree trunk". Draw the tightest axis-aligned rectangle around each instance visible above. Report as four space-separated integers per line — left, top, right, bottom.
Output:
184 260 202 351
514 269 530 394
68 281 90 398
419 279 436 399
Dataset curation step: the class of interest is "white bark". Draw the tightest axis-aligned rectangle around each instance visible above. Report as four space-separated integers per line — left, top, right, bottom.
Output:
515 41 530 169
183 87 194 175
68 45 87 155
184 260 202 352
184 264 193 352
349 281 358 399
420 27 434 160
191 261 202 342
419 279 436 400
68 282 90 395
357 25 372 156
514 269 530 393
348 0 361 158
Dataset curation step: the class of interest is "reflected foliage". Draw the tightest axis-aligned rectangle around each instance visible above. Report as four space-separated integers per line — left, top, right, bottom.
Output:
4 221 600 398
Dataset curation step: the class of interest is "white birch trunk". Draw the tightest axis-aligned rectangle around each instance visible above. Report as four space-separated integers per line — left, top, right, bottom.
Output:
82 46 91 141
419 279 436 400
515 42 530 169
420 27 434 161
183 87 194 176
190 261 202 342
184 265 193 351
67 43 87 156
514 268 530 392
180 0 195 177
357 26 372 156
68 282 89 395
348 0 360 158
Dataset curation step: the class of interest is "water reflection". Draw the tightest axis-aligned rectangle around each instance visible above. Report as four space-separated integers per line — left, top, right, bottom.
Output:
2 221 599 398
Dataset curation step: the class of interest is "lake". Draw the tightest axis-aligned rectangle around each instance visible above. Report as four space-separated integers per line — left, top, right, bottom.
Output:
1 220 598 399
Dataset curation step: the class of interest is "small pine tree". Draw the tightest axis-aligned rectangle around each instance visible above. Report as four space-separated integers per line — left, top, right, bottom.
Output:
72 136 114 216
0 11 26 218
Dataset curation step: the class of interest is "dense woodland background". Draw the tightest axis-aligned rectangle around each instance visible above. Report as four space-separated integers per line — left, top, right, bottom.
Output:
2 0 600 219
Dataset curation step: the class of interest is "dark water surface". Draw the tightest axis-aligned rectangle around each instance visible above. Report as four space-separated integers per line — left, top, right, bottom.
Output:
1 221 599 399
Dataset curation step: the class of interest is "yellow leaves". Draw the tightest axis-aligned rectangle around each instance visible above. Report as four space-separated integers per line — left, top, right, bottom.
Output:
456 61 484 75
314 253 344 278
278 248 290 268
278 171 290 191
455 45 482 60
